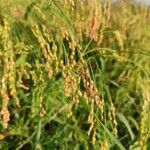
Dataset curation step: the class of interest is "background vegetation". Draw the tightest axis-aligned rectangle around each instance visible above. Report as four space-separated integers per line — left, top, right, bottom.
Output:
0 0 150 149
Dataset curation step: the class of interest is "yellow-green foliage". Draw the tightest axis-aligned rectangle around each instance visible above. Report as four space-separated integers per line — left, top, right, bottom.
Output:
0 0 150 149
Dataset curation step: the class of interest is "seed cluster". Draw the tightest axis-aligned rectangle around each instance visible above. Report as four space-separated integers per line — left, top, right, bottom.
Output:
0 19 10 128
139 81 150 149
108 102 118 136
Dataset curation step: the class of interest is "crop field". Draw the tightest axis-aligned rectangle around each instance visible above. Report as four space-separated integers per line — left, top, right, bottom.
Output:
0 0 150 149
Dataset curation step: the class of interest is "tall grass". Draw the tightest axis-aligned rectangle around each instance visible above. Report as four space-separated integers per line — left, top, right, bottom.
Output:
0 0 150 149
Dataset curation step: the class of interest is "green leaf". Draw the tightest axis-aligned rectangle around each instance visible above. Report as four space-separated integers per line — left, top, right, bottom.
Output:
94 114 126 150
117 113 135 141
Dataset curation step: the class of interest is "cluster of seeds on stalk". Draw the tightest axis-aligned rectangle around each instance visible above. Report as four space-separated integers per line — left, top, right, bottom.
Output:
31 25 54 78
87 103 94 136
2 19 19 107
114 31 124 51
139 81 150 149
103 0 111 28
86 0 102 42
38 71 46 118
7 51 19 107
0 19 10 128
62 63 78 98
100 139 109 150
75 61 104 137
77 64 103 107
0 77 10 129
108 102 118 136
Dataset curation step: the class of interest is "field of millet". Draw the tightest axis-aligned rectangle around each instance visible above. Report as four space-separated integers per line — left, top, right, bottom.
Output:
0 0 150 149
